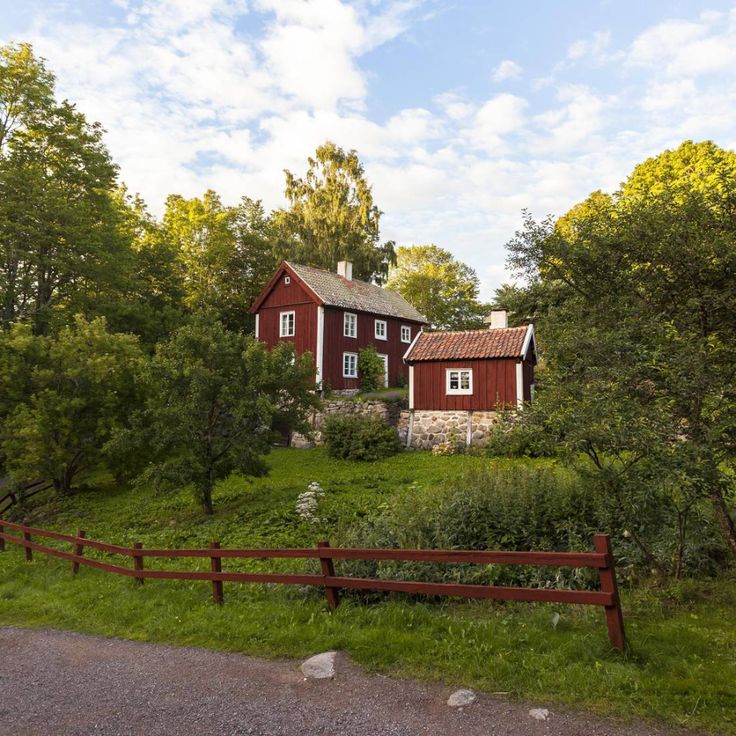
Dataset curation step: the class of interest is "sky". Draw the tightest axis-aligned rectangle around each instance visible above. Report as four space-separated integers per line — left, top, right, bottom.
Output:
2 0 736 299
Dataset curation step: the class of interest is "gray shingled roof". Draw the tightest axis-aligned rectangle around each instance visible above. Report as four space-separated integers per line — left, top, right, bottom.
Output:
287 262 427 323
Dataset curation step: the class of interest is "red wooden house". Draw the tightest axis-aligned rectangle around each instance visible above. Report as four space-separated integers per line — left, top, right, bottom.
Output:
403 312 537 411
250 260 427 391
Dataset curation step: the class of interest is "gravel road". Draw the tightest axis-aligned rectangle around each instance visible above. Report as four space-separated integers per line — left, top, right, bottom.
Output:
0 627 697 736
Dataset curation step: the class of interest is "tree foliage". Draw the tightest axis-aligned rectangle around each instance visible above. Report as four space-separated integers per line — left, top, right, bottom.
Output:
130 319 319 514
502 140 736 561
1 316 144 494
357 345 385 392
273 141 395 283
0 43 127 334
386 245 487 329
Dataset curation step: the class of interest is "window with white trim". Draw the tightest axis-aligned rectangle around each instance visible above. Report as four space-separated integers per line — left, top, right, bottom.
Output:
400 325 411 343
446 368 472 395
344 312 357 338
284 275 291 285
374 319 387 340
279 311 295 337
343 352 358 378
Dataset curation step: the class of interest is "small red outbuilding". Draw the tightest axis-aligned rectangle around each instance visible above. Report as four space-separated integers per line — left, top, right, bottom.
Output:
403 314 537 411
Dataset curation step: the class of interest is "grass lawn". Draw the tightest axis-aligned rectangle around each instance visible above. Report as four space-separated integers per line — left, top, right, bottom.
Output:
0 448 734 734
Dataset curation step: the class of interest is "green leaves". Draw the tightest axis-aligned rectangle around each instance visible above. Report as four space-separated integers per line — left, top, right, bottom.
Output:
130 318 319 514
386 245 488 330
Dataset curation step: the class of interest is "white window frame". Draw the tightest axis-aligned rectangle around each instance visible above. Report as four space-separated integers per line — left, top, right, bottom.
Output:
400 325 411 343
343 352 358 378
343 312 357 338
284 275 291 285
374 319 387 340
446 368 473 395
279 310 295 337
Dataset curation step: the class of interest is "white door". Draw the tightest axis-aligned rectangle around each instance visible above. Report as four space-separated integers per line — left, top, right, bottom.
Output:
378 354 389 387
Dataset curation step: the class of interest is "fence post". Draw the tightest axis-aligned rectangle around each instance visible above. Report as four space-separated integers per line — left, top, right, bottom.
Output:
23 531 32 561
0 523 4 553
210 541 224 604
72 530 86 575
594 533 626 651
318 540 340 610
133 542 144 585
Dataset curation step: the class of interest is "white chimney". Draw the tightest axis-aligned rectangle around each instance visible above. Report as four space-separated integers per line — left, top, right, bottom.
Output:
485 309 508 329
337 260 353 280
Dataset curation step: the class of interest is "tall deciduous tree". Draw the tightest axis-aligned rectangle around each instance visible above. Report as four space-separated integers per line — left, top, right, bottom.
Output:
386 245 488 330
132 319 318 514
0 43 126 334
505 140 736 558
274 141 395 283
162 191 278 332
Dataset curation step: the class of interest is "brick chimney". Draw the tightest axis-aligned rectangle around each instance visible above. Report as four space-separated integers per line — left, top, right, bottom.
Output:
484 309 508 329
337 260 353 280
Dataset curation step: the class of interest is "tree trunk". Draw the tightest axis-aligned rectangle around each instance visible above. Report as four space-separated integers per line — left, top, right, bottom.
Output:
201 478 214 515
710 488 736 558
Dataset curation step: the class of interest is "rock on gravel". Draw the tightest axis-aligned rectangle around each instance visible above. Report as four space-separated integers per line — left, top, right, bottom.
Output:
529 708 550 721
301 651 337 679
447 689 477 707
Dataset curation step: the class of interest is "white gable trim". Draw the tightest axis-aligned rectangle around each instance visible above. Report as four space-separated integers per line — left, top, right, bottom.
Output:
402 329 423 363
521 324 536 362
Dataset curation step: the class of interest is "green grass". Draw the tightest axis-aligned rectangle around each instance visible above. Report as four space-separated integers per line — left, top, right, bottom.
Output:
1 448 734 734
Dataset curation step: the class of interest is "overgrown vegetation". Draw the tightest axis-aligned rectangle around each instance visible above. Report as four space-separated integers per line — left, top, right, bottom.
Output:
323 415 401 462
357 345 385 392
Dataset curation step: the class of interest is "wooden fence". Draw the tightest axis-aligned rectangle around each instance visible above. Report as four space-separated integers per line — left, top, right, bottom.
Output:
0 520 626 650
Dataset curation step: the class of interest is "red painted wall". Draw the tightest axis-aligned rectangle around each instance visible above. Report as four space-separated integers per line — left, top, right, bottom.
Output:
257 274 317 366
410 359 519 411
322 307 423 390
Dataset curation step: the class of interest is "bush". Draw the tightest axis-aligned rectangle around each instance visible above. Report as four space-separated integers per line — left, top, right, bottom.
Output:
337 460 729 588
323 415 401 462
358 346 384 392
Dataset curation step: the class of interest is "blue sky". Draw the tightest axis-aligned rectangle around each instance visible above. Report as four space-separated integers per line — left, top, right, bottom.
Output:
2 1 736 298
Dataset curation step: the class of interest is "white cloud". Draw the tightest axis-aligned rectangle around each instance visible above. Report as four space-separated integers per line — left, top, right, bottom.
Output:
5 1 736 299
492 59 522 82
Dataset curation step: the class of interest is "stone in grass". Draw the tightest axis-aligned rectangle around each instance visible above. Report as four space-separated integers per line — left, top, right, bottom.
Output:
447 689 477 707
529 708 550 721
301 651 337 680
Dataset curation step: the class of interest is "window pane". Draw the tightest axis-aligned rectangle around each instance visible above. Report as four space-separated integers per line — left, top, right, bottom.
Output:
449 372 459 389
460 372 470 390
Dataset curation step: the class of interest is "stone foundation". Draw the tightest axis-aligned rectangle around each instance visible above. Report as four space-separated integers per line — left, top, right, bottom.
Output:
405 410 498 450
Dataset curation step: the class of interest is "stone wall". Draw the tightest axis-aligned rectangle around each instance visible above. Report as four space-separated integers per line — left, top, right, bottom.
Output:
290 398 405 448
291 398 499 450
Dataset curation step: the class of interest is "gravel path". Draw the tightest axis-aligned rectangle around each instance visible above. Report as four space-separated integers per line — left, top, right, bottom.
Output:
0 627 696 736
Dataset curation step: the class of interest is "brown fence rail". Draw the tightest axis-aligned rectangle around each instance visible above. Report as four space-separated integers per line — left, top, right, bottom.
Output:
0 520 626 650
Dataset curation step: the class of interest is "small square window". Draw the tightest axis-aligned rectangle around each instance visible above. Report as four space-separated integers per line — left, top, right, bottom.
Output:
374 319 387 340
344 312 357 338
401 325 411 343
279 311 295 337
446 369 472 395
343 352 358 378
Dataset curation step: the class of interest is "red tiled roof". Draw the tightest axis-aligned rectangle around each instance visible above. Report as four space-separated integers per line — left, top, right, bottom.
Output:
405 326 532 362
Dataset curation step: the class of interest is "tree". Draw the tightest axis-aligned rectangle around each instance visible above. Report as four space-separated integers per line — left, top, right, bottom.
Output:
505 140 736 558
358 345 385 392
1 316 144 494
132 319 319 514
162 191 278 332
273 141 395 283
0 43 127 334
386 245 488 329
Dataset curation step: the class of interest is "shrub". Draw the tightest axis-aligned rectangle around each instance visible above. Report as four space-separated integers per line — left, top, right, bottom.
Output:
323 415 401 461
358 346 384 392
337 460 728 588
